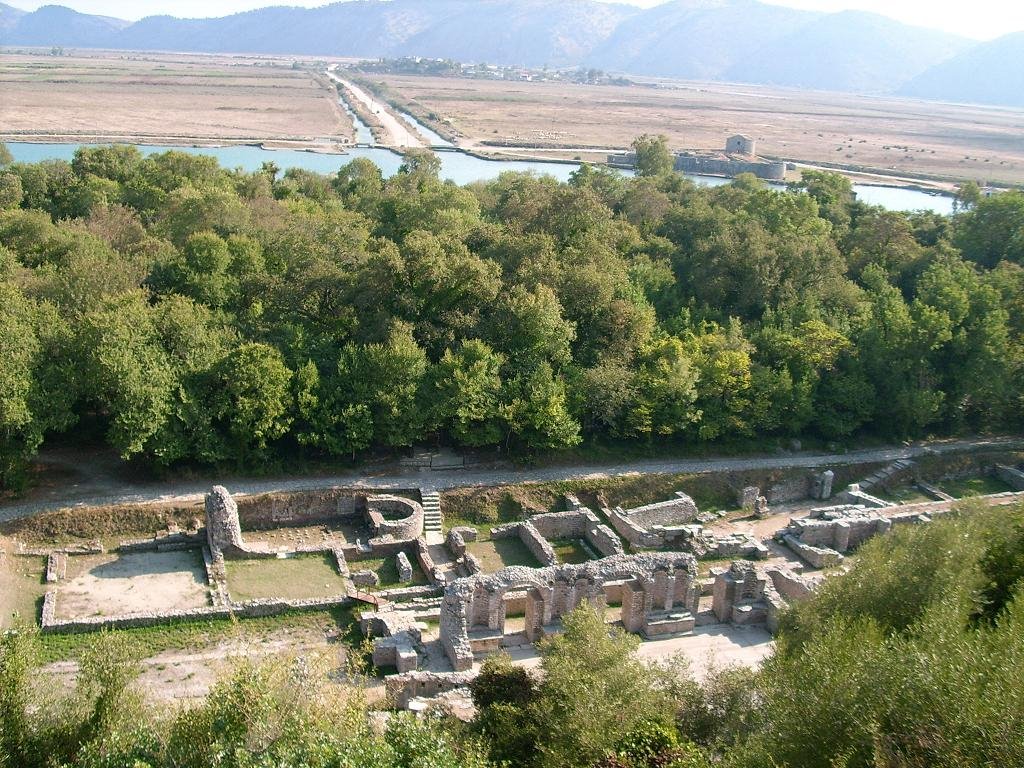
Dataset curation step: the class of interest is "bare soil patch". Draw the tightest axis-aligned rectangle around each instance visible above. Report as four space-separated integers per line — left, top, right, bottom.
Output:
0 52 352 145
55 550 209 619
370 74 1024 185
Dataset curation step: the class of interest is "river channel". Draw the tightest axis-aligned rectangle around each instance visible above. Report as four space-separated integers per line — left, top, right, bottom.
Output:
5 141 955 215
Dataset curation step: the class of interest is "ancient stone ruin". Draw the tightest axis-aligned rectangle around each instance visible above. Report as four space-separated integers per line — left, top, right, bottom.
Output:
205 485 246 559
605 492 703 548
365 494 425 542
711 561 813 633
440 552 700 671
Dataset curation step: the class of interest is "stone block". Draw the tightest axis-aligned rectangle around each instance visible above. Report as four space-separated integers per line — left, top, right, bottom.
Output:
396 552 413 583
352 570 381 588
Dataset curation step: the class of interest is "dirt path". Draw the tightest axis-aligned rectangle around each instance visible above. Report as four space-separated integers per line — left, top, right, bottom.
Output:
326 69 425 149
2 437 1020 523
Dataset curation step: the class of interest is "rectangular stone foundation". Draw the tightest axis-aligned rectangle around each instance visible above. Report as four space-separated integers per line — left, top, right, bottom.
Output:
643 611 695 637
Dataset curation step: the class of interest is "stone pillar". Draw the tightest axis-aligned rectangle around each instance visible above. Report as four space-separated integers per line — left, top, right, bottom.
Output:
487 590 505 632
662 574 676 611
833 520 851 553
754 496 770 519
819 470 835 500
552 579 571 620
525 588 544 642
621 580 646 634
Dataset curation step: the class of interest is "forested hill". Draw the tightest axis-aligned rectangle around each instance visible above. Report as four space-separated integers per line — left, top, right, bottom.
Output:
0 0 994 99
0 142 1022 488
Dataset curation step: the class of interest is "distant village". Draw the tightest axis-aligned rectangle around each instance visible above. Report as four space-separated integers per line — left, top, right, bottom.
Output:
354 56 633 86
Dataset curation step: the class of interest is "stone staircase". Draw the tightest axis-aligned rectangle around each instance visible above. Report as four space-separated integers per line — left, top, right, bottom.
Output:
420 489 443 542
859 459 916 493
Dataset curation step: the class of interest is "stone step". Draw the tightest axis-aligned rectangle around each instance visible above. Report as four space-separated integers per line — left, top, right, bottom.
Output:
420 489 443 534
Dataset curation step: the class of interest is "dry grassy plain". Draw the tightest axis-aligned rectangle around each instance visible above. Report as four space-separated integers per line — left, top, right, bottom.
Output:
0 51 353 146
370 74 1024 185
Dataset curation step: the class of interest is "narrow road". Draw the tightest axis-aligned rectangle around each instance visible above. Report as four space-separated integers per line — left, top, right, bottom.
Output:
325 68 425 149
2 437 1020 523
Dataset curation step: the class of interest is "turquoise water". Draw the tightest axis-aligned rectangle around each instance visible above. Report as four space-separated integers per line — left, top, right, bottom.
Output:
397 111 454 148
339 99 374 145
5 141 954 213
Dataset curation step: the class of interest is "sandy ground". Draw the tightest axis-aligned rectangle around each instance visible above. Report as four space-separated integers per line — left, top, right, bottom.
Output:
369 73 1024 185
0 52 352 145
502 624 774 679
55 551 209 619
327 68 424 149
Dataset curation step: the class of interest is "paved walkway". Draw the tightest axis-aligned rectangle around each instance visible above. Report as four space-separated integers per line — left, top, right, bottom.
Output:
2 437 1020 523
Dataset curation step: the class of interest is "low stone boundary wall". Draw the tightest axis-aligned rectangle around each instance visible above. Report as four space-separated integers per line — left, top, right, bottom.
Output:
40 592 354 634
781 534 843 569
996 464 1024 491
45 552 67 583
118 532 204 553
414 538 442 584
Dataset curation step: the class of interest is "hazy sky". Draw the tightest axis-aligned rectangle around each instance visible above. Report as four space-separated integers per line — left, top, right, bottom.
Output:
6 0 1023 40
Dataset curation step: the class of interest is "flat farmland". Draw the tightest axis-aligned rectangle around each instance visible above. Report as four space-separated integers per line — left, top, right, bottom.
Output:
370 74 1024 185
0 52 353 146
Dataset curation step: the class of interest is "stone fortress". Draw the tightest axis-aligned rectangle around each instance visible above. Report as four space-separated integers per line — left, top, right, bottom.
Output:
608 134 787 181
16 449 1024 713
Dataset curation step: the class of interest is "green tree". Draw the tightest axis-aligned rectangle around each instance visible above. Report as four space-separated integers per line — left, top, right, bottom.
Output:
632 134 674 178
503 361 581 451
431 340 506 447
532 604 674 768
209 343 293 462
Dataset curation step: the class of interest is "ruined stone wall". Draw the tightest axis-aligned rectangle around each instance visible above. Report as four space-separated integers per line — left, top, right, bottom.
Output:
41 592 353 634
586 523 624 557
625 493 700 528
606 508 663 548
366 495 424 541
996 464 1024 491
491 521 558 567
766 474 812 504
235 489 361 529
518 521 558 567
385 670 477 709
781 534 843 569
414 538 440 584
530 510 589 540
440 553 700 669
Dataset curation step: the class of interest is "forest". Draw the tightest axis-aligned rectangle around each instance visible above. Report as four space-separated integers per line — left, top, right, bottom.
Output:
1 140 1023 488
2 500 1022 767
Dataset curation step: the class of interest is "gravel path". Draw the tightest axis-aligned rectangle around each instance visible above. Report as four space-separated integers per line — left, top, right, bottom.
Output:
2 436 1020 523
326 69 425 149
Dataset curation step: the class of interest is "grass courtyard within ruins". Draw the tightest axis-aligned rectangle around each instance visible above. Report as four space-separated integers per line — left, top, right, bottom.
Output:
467 538 542 573
224 553 348 601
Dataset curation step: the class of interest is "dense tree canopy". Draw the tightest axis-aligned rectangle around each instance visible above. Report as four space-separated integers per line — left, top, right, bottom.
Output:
0 141 1021 487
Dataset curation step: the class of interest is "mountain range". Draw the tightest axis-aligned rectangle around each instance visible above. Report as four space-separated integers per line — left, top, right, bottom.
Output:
1 0 1021 107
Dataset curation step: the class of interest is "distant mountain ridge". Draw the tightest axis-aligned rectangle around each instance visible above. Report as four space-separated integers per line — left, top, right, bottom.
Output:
0 0 1020 105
